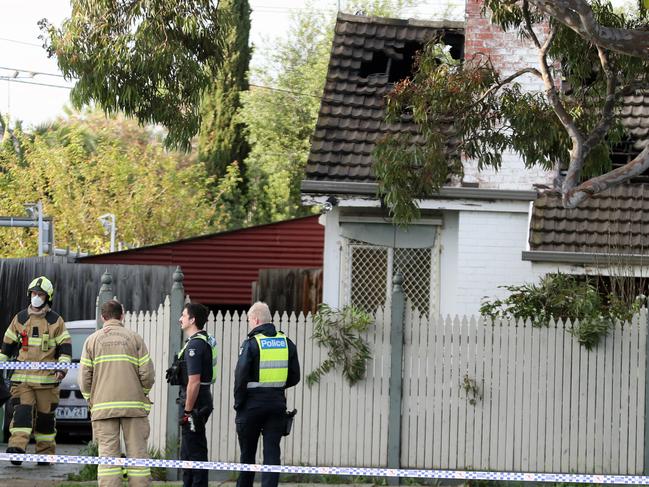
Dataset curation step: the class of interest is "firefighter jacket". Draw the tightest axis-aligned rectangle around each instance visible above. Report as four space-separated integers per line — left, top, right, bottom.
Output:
233 322 300 412
0 306 71 386
79 319 155 421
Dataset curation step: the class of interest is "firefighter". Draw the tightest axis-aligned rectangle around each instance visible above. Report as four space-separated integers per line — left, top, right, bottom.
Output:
234 301 300 487
79 299 155 487
0 276 71 465
166 302 216 487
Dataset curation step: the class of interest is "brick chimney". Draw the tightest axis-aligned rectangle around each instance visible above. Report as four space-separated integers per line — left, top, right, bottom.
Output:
464 0 543 88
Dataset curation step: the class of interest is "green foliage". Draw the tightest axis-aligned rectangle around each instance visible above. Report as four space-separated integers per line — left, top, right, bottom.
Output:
238 0 416 225
307 304 373 386
67 441 98 481
199 0 251 179
480 273 646 349
374 0 649 223
40 0 226 150
0 111 219 257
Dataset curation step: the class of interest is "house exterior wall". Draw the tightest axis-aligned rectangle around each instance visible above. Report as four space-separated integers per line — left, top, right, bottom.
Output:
460 0 554 190
321 199 557 317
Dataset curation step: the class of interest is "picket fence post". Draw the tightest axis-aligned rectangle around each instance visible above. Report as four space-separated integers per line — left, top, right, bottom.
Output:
167 266 185 478
96 270 113 329
387 271 405 484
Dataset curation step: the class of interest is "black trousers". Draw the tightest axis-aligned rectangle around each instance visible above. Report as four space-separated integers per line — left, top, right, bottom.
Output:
179 390 213 487
236 404 285 487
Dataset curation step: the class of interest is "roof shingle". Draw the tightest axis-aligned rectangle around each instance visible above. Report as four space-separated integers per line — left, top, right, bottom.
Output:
304 12 464 183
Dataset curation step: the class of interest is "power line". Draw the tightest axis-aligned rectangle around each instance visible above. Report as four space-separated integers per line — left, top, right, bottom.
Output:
0 66 66 79
0 77 72 90
0 66 65 78
0 37 42 48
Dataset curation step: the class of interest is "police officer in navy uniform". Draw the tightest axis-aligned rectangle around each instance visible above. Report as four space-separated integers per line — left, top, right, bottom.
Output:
169 303 216 487
234 301 300 487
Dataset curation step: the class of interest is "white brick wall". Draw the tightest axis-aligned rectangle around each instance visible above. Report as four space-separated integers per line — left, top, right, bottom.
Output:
444 210 538 315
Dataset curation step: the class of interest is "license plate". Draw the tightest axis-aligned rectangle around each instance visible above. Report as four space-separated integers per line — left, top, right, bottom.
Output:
55 406 88 420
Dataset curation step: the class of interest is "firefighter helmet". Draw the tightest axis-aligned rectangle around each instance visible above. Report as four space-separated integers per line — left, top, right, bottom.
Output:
27 276 54 303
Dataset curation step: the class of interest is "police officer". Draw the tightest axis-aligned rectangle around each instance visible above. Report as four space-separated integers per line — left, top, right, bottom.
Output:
0 276 71 465
168 303 216 487
234 301 300 487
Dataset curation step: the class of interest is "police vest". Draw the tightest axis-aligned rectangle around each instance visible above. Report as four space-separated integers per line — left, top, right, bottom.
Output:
247 332 289 389
178 333 217 385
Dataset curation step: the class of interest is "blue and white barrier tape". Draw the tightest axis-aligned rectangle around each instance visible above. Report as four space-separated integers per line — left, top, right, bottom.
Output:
0 452 647 484
0 361 78 370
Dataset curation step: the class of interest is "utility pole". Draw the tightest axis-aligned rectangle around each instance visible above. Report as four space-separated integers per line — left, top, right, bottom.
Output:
98 213 116 252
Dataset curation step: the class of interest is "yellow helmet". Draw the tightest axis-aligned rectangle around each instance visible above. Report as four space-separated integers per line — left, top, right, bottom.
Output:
28 276 54 302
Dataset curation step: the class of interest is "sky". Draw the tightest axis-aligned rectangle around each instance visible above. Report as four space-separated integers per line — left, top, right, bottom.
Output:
0 0 461 128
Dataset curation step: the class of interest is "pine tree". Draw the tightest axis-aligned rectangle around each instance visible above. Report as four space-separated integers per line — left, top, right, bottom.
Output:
198 0 251 180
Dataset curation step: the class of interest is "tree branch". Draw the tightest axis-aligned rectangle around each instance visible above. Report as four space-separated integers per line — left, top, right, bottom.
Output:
583 46 617 151
528 0 649 59
475 67 542 106
522 0 542 49
564 145 649 207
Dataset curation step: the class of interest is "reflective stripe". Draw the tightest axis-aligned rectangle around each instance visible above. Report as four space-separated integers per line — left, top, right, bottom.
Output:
259 360 289 369
4 329 17 341
247 381 287 388
80 357 93 367
27 337 57 347
81 392 90 400
10 427 33 435
143 388 151 394
139 354 151 365
55 332 70 344
91 401 151 412
58 355 72 364
98 466 123 477
93 354 140 366
126 467 151 476
34 433 56 442
0 353 8 363
11 373 58 384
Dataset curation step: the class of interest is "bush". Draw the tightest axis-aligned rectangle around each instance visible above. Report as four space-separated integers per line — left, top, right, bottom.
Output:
480 273 646 349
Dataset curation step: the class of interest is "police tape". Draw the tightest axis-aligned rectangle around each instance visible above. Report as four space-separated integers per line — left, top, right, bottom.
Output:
0 361 78 370
0 452 647 484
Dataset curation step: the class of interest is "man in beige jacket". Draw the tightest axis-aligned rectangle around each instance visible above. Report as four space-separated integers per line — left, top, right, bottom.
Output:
79 299 155 486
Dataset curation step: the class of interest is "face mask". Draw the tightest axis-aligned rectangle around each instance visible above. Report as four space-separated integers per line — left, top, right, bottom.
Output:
31 295 45 308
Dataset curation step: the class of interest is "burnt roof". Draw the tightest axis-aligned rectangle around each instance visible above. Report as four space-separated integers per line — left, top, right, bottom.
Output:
304 12 463 184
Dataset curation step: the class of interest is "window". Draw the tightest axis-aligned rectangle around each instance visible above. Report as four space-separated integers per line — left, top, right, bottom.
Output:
343 238 438 316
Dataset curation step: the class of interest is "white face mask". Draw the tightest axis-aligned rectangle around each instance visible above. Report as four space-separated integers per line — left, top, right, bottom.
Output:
31 295 45 308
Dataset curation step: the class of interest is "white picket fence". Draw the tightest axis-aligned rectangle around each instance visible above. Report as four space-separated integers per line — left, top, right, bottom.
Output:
124 301 647 475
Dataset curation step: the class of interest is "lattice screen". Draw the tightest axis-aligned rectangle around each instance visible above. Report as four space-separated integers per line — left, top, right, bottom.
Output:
344 238 437 316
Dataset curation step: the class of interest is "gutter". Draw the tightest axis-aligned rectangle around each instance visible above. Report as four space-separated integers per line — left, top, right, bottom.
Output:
301 180 538 201
522 250 649 266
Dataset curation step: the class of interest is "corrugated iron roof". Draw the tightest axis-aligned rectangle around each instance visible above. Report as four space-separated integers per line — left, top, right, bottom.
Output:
78 216 324 306
304 12 463 184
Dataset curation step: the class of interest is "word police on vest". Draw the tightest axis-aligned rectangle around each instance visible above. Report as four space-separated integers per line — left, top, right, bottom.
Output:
259 338 286 349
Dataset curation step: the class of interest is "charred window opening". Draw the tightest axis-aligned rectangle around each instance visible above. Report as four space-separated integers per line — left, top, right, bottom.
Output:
359 51 390 78
387 41 423 82
610 136 648 183
440 32 464 61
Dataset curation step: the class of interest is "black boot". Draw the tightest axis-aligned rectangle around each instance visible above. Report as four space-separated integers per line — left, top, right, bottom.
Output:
6 446 25 466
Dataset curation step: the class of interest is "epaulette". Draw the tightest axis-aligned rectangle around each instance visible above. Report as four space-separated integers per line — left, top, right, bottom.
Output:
17 309 60 325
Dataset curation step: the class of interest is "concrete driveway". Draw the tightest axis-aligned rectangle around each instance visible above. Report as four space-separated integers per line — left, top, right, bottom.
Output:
0 441 87 486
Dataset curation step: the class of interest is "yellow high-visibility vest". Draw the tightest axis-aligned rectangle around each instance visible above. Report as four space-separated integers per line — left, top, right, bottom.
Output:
247 332 289 389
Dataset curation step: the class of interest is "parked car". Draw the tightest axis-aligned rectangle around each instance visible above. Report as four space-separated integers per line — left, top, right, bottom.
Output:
3 319 95 441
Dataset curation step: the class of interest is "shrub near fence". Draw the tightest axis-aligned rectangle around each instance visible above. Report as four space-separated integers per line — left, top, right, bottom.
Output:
124 296 648 476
